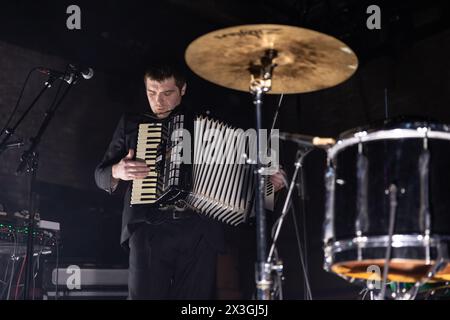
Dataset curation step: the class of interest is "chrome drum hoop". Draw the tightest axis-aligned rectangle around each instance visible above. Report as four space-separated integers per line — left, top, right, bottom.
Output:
324 234 450 268
327 128 450 160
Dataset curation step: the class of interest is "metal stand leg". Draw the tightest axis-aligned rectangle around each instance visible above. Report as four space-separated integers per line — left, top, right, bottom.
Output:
253 88 271 300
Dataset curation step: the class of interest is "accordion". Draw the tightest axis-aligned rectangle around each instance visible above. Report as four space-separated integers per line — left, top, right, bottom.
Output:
131 113 274 226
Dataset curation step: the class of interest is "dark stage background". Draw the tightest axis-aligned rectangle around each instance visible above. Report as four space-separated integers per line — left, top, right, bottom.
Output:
0 0 449 299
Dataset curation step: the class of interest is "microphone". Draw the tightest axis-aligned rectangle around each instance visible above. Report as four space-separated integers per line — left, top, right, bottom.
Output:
37 65 94 84
276 132 336 149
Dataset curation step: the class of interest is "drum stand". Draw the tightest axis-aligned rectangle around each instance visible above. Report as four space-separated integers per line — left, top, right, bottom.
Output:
380 257 447 300
368 256 447 300
370 184 448 300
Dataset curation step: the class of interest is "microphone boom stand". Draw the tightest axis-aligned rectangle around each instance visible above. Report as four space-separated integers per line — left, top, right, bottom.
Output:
267 152 303 262
266 148 312 299
17 78 75 300
0 77 56 156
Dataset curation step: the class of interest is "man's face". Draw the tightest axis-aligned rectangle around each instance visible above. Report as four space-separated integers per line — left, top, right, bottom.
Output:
145 76 186 119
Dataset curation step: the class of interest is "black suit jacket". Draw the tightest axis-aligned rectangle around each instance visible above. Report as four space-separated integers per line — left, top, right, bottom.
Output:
94 106 225 251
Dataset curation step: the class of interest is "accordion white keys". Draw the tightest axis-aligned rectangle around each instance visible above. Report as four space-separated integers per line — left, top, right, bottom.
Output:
131 114 274 226
130 122 162 204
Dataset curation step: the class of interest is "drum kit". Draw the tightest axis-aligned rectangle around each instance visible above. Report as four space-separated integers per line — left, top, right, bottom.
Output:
184 24 450 300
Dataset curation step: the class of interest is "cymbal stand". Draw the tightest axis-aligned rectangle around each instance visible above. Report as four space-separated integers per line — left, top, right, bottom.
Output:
249 48 278 300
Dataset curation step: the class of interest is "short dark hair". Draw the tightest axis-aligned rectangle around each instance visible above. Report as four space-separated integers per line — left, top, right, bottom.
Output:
143 64 186 91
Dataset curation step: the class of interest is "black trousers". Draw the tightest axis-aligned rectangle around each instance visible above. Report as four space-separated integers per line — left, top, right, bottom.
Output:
128 217 218 299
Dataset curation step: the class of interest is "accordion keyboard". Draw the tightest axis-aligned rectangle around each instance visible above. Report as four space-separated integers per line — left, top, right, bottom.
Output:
131 122 163 204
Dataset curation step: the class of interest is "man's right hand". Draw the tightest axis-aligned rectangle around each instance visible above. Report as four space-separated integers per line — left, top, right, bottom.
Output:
112 149 150 181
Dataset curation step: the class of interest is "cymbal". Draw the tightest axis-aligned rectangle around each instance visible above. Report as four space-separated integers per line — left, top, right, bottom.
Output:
185 24 358 94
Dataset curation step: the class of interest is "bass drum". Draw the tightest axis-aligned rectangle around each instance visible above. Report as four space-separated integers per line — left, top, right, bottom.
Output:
324 120 450 283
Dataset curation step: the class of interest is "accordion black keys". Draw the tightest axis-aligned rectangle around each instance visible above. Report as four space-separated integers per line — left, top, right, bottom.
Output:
131 114 274 225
